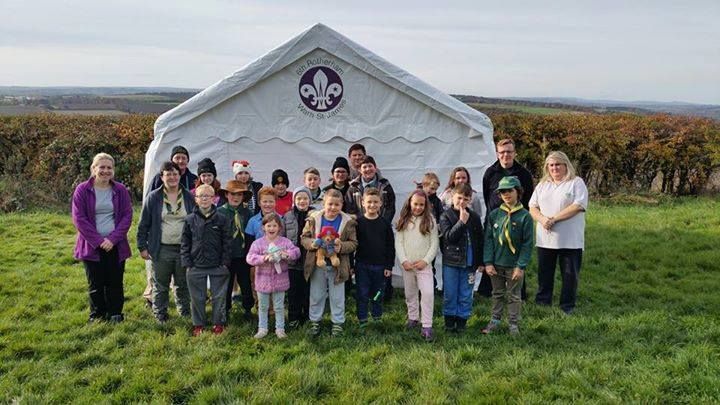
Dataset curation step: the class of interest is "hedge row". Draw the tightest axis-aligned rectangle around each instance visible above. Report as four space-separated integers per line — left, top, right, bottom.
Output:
1 112 718 211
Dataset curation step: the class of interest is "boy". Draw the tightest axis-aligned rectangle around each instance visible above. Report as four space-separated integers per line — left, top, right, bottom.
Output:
421 172 443 294
346 156 396 224
354 188 395 327
271 169 293 216
245 186 279 247
181 184 232 336
217 180 253 320
303 167 323 209
301 189 357 337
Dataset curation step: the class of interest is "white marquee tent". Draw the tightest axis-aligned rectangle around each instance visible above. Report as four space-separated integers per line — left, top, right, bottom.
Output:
145 23 495 217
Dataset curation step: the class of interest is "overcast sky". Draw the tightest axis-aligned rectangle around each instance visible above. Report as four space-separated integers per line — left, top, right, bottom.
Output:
1 0 718 104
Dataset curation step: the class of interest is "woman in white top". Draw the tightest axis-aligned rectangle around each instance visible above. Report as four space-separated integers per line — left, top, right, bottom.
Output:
528 151 588 314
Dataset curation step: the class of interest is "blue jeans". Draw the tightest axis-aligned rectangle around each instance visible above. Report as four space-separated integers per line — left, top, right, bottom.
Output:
442 264 475 319
258 291 285 331
355 262 387 321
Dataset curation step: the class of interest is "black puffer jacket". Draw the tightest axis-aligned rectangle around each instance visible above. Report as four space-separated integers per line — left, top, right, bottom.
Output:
180 206 232 269
439 206 484 268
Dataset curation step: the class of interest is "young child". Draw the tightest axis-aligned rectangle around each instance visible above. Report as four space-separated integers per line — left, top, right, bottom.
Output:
282 187 315 329
246 213 300 339
271 169 293 216
420 172 443 295
395 190 439 341
301 189 357 337
180 184 232 336
439 183 484 333
482 176 533 335
192 158 226 206
217 180 253 320
354 188 395 328
303 167 323 209
232 160 263 215
245 186 278 247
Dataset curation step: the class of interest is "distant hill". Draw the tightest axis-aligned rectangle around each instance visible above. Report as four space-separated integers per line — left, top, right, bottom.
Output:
0 86 200 97
505 97 720 120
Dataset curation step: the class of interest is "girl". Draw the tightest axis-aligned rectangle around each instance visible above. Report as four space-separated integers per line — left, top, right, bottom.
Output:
246 214 300 339
439 183 484 333
192 158 226 206
438 167 485 218
282 187 315 329
482 176 534 335
395 190 439 341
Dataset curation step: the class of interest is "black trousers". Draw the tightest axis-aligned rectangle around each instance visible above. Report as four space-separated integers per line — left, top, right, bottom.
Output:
287 269 310 323
535 247 583 312
83 247 125 318
227 257 254 314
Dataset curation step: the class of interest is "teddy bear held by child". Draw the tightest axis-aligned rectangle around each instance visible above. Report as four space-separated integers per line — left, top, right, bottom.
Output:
315 226 341 268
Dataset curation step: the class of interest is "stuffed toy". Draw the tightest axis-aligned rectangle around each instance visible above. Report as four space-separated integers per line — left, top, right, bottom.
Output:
315 226 341 268
266 243 284 274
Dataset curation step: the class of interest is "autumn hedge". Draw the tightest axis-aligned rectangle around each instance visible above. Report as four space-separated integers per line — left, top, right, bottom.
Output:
1 112 718 211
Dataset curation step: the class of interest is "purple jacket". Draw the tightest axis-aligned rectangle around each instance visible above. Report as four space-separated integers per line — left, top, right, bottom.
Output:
71 177 133 262
246 236 300 293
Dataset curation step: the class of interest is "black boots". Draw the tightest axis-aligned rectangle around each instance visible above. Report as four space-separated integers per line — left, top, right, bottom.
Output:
444 316 467 334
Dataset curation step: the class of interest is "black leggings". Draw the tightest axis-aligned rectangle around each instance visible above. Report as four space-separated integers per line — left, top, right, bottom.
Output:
83 247 125 318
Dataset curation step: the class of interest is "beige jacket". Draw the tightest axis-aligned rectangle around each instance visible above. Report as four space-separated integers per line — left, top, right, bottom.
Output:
301 210 357 284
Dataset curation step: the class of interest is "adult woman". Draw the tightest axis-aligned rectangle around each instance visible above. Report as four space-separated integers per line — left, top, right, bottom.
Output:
137 161 195 323
528 151 588 314
438 167 485 218
72 153 132 323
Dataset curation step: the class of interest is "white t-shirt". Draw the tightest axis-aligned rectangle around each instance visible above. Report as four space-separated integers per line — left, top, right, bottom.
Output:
529 177 588 250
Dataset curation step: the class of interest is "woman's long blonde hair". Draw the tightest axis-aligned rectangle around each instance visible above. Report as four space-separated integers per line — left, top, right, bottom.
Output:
540 151 577 183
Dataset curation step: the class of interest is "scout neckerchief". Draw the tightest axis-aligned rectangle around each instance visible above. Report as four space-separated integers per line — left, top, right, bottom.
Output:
163 188 182 215
498 203 524 254
224 203 246 247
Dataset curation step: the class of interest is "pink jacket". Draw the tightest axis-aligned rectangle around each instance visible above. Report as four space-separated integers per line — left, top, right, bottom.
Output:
246 236 300 293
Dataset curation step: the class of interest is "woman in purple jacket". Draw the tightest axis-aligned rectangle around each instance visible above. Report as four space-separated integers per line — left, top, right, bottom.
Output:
71 153 133 323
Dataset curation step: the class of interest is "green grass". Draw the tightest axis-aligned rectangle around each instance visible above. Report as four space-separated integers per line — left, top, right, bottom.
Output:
1 199 720 402
469 102 579 115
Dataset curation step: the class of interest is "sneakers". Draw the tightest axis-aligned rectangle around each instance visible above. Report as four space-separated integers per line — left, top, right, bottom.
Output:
254 328 268 339
420 327 434 342
308 322 321 337
287 320 301 330
275 329 287 339
331 324 343 337
155 313 169 324
212 325 225 335
192 326 204 337
406 319 420 330
481 319 501 334
509 324 520 336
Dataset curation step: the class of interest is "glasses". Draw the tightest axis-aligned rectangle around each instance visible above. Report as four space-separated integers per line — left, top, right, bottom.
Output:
197 195 214 200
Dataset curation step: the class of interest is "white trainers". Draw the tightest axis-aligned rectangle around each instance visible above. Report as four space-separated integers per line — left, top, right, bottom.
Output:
253 328 268 339
275 329 287 339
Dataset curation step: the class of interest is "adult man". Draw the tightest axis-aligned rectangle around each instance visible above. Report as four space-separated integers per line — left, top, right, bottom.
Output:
347 144 367 180
148 146 198 193
481 138 534 299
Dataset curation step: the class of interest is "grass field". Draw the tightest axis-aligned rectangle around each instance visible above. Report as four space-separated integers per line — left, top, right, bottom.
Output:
468 102 580 116
1 199 719 403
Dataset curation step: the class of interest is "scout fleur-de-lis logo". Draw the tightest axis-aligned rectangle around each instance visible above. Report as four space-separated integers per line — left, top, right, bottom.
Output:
299 66 343 112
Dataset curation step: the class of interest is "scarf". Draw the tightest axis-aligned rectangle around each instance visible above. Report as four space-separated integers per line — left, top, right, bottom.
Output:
163 188 182 215
498 203 524 254
223 203 246 247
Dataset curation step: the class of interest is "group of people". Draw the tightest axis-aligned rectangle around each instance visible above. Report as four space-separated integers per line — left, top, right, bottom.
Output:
71 139 588 341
